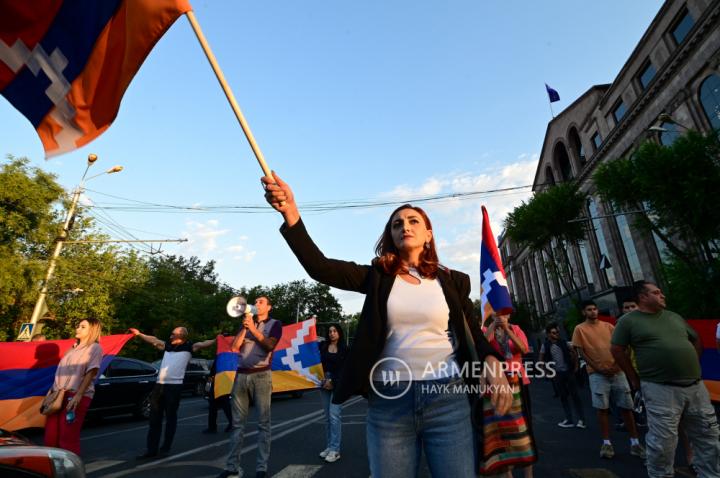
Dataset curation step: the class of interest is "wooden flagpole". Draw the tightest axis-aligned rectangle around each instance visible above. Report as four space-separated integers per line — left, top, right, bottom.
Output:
185 11 272 178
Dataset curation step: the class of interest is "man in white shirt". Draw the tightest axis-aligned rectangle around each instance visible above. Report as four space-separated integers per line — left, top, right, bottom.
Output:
130 326 216 458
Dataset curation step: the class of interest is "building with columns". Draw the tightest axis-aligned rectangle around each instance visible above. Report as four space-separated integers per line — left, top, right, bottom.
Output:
499 0 720 319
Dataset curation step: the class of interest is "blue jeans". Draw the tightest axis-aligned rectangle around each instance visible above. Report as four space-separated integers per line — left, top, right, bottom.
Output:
225 371 273 475
320 388 342 452
367 376 474 478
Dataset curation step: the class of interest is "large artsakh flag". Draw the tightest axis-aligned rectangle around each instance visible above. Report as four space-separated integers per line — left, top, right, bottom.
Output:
0 0 191 157
479 205 514 322
214 318 324 398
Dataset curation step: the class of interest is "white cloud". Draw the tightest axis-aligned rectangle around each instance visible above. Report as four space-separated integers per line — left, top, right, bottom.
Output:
378 158 537 302
180 219 229 255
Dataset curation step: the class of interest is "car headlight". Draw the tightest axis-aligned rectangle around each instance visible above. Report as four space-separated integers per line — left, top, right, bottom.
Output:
49 449 85 477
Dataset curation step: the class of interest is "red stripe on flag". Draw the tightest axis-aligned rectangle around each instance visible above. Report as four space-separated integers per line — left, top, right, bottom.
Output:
0 0 63 89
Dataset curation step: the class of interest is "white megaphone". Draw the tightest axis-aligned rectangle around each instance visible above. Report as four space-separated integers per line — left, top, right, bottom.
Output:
226 296 257 317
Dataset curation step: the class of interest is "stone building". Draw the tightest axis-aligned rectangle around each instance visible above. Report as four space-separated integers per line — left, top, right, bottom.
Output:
499 0 720 318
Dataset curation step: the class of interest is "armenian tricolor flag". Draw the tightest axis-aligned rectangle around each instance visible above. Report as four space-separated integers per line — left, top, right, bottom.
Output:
0 0 191 157
687 319 720 402
480 205 514 322
0 334 133 431
214 319 324 398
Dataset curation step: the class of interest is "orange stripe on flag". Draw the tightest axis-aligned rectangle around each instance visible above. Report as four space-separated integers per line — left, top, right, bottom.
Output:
37 0 192 156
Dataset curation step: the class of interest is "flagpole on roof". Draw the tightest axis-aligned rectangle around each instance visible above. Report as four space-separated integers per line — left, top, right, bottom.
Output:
548 100 555 119
185 11 272 178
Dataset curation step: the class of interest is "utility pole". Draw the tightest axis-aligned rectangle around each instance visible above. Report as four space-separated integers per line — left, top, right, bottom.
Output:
28 154 122 329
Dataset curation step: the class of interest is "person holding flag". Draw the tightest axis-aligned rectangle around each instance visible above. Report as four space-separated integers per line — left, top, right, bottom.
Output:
478 206 537 476
262 172 512 478
43 318 103 456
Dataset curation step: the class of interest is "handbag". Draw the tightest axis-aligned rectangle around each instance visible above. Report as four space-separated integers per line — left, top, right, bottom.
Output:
40 388 66 416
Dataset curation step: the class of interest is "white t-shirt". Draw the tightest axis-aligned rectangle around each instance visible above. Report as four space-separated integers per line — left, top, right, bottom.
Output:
158 341 193 384
375 274 457 381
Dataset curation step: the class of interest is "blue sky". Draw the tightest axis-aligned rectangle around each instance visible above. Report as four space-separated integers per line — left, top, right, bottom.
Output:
1 1 662 314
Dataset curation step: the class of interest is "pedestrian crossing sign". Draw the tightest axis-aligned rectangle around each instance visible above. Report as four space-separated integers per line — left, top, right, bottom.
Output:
17 323 35 341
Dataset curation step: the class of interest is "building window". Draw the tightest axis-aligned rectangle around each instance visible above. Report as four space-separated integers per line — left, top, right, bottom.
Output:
554 142 574 181
591 132 602 151
699 74 720 131
671 8 695 45
568 127 586 164
615 213 644 282
579 241 594 286
545 166 555 186
588 198 617 287
612 101 627 124
638 61 656 90
658 121 681 146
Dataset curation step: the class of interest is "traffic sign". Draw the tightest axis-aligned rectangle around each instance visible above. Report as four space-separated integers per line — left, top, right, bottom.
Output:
17 323 35 341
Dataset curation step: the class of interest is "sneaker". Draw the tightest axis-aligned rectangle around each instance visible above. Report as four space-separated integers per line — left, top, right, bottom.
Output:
325 451 341 463
216 471 239 478
600 443 615 459
319 448 331 458
558 419 575 428
575 420 587 429
630 443 647 459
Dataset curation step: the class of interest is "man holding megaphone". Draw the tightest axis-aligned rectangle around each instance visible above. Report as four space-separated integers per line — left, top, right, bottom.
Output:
219 296 282 478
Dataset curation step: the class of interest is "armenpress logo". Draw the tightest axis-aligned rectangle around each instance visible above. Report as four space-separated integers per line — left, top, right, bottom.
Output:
369 357 413 400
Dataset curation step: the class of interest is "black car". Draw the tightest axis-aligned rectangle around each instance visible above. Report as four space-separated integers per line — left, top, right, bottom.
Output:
90 357 158 419
152 358 210 396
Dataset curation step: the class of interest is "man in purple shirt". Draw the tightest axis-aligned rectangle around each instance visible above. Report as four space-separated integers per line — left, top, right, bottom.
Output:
218 296 282 478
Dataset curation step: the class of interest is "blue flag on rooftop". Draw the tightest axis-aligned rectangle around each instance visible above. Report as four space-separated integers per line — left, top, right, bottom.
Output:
545 84 560 103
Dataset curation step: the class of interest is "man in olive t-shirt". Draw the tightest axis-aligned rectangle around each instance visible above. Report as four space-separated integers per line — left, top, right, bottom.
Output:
611 281 719 478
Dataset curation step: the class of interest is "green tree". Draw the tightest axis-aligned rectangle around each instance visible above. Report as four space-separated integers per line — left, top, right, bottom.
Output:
0 157 64 339
594 130 720 316
594 130 720 269
504 183 587 295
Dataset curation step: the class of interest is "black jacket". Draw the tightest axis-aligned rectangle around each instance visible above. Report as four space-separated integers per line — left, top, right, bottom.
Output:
281 219 501 404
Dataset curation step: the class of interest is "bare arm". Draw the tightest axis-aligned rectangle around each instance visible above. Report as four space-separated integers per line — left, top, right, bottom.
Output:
129 328 165 351
192 338 217 353
611 344 640 390
231 328 247 353
505 326 528 355
484 321 496 341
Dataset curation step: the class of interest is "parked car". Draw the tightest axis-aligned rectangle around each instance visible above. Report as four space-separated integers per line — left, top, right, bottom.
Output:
152 358 210 396
89 357 158 419
0 428 85 477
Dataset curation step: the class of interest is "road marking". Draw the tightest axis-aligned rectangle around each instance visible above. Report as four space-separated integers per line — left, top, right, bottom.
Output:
85 460 124 473
81 397 209 440
93 396 364 477
272 464 323 478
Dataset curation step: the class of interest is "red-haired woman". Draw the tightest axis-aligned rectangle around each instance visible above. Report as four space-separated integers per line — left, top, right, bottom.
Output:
262 172 512 477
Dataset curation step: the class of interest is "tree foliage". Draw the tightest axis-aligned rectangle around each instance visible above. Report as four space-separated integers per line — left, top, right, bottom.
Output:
594 130 720 270
594 130 720 317
504 183 587 294
0 156 347 349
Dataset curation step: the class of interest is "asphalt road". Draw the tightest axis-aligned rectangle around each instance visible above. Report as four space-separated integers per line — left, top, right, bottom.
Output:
21 381 698 477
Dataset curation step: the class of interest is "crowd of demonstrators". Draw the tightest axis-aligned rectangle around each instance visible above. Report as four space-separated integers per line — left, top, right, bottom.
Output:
130 326 217 458
218 296 282 478
539 322 586 429
485 313 537 478
612 281 720 478
43 318 103 455
204 356 233 434
262 171 512 477
318 324 347 463
571 300 646 460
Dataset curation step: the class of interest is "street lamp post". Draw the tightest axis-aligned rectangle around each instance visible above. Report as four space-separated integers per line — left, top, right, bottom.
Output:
28 154 123 329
